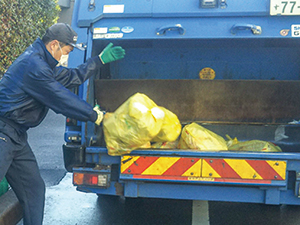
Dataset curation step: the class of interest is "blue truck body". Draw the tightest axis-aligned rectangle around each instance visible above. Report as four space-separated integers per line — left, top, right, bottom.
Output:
63 0 300 205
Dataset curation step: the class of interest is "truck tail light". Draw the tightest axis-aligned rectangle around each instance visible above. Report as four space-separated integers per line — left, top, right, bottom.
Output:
73 172 109 187
66 117 77 126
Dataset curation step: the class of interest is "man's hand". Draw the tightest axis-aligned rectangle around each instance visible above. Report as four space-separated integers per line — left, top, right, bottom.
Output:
93 105 104 125
99 43 125 64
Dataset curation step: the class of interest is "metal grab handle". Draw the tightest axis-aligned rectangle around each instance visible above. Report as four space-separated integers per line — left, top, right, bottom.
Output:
231 24 262 35
156 24 186 36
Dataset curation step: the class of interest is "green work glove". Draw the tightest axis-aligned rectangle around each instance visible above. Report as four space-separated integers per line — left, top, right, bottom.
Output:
99 43 125 64
93 105 104 125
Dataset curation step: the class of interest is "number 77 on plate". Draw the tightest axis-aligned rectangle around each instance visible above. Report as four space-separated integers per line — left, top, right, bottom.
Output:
270 0 300 15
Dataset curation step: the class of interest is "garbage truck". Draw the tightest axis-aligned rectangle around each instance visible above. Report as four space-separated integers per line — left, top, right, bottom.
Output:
63 0 300 205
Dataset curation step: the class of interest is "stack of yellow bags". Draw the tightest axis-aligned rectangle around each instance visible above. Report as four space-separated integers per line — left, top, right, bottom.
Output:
103 93 282 156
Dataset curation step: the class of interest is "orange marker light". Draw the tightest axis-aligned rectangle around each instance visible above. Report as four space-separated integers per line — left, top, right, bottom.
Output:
73 173 84 185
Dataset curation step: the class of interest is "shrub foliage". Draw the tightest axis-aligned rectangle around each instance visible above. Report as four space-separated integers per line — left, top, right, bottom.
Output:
0 0 60 78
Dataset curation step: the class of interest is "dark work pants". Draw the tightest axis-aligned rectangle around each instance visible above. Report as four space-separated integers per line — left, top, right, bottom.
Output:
0 120 45 225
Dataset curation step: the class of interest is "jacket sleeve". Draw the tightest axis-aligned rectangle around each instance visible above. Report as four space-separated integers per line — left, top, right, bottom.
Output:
53 56 103 89
22 60 98 122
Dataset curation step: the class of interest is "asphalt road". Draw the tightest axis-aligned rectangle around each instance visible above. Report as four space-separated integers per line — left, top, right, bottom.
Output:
16 110 300 225
27 109 67 187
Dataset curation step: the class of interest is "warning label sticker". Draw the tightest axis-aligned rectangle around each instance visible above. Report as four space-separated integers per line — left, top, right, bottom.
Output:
292 25 300 37
103 5 124 13
199 67 216 80
93 33 123 39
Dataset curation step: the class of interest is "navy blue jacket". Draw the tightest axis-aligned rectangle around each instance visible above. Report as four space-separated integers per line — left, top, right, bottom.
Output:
0 38 102 129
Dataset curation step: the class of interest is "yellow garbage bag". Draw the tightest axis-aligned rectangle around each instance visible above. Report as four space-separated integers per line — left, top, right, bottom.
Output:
151 140 179 149
177 137 190 149
151 107 181 142
178 123 228 151
228 140 282 152
225 135 239 148
103 93 165 156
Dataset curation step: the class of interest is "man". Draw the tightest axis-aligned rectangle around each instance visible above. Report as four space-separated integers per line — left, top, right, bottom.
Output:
0 23 125 225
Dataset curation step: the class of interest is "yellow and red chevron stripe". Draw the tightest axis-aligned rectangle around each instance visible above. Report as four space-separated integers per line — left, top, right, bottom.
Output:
202 158 286 180
120 156 286 183
121 156 202 177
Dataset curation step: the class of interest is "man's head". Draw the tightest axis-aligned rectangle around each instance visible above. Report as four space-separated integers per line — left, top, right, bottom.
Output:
42 23 83 62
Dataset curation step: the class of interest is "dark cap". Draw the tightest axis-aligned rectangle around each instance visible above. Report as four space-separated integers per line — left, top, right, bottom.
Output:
44 23 85 51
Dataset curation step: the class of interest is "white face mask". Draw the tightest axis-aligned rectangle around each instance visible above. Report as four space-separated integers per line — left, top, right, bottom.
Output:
56 43 69 67
58 54 69 67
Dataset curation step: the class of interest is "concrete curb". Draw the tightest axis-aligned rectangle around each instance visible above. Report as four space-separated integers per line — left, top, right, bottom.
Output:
0 189 22 225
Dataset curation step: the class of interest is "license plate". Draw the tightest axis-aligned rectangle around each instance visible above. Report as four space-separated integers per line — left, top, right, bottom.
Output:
270 0 300 15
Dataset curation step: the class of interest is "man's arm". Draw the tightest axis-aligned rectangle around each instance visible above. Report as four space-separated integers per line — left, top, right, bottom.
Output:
23 64 97 123
54 42 125 89
53 56 103 89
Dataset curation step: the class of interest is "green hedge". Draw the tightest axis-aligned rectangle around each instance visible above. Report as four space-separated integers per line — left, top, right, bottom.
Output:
0 0 60 78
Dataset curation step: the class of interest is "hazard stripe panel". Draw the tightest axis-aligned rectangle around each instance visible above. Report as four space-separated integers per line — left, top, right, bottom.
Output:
121 156 202 177
202 158 286 180
266 160 286 180
120 156 286 183
121 156 158 174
